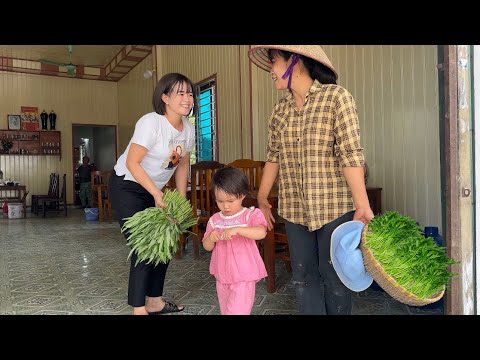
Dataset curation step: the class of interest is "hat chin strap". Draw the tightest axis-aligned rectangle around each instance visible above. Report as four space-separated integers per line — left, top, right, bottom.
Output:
281 54 300 89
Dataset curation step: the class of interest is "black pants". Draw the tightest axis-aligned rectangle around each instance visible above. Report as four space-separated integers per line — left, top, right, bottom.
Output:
284 211 355 315
109 172 169 307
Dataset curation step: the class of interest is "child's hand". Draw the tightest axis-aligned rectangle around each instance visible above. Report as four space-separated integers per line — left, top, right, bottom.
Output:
221 228 237 240
209 230 222 243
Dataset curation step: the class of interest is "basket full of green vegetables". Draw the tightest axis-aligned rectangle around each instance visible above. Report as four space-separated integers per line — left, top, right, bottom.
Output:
121 189 198 266
360 211 457 306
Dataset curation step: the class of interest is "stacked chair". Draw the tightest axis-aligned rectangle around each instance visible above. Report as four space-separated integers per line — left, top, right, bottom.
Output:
189 161 225 259
90 170 112 222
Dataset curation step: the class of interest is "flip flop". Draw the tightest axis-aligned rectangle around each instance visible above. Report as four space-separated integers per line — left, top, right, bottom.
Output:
148 301 184 315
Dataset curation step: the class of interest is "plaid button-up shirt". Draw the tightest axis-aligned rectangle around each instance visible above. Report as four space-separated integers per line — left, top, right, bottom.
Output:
266 80 365 231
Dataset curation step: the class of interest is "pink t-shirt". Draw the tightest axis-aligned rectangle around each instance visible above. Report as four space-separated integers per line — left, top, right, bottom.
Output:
203 207 268 284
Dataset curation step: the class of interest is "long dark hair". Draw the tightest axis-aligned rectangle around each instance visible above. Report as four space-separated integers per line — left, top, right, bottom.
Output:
211 166 250 198
268 49 337 85
152 72 197 115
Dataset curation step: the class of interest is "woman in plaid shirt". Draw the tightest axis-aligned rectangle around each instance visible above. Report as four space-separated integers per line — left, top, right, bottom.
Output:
248 45 374 315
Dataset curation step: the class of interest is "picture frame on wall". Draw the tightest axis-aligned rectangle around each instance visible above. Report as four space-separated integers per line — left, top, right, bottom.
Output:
20 106 39 131
7 114 21 130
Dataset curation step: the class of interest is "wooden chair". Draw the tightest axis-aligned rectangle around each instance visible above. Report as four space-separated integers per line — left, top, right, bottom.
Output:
32 173 59 215
273 223 292 271
91 170 112 222
39 174 67 217
227 159 265 192
190 161 225 259
228 160 290 280
243 186 291 293
164 176 176 190
263 222 292 293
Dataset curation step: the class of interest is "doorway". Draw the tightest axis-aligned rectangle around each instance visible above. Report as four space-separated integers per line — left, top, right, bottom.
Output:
72 124 117 206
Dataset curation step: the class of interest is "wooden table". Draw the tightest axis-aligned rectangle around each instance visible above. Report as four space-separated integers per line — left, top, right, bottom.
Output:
0 185 27 218
366 187 382 215
243 189 279 293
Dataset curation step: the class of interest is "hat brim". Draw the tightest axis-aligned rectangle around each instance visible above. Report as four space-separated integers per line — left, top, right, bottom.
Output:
330 220 373 292
248 46 283 72
248 45 338 79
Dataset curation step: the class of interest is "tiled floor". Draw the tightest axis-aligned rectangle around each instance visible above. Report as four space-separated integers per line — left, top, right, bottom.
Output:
0 207 443 315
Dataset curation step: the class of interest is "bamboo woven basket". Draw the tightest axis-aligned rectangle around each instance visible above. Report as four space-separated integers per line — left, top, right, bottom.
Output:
360 225 445 306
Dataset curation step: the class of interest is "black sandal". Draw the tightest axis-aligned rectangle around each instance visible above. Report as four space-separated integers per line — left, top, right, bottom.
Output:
148 301 184 315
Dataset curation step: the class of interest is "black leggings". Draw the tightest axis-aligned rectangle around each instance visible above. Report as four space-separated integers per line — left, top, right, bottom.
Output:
109 172 169 307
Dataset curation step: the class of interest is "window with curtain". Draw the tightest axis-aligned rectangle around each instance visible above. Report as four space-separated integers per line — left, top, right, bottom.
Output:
190 77 217 164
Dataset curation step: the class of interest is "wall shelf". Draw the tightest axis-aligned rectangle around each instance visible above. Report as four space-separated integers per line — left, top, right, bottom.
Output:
0 130 61 158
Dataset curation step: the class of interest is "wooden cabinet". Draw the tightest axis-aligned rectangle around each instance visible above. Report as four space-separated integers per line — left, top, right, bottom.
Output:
366 187 382 215
0 130 61 157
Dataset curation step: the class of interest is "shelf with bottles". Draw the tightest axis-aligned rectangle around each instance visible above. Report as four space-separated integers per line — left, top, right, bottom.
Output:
0 130 40 141
40 142 61 155
0 129 61 157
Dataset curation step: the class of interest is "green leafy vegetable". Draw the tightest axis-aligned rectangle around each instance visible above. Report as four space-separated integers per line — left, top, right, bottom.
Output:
121 189 198 266
364 211 458 299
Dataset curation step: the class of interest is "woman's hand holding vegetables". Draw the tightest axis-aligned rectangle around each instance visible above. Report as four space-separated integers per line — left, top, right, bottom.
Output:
153 191 166 208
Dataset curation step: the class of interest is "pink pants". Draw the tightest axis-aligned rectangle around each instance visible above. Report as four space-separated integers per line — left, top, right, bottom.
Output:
216 280 256 315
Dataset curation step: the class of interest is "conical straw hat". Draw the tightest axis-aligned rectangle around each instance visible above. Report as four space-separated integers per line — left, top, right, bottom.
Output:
248 45 337 79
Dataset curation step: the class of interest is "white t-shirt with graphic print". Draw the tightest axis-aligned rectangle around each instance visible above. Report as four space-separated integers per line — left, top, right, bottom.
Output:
114 112 195 190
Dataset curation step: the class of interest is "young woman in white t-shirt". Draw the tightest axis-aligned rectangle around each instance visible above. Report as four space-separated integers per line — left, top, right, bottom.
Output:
110 73 196 315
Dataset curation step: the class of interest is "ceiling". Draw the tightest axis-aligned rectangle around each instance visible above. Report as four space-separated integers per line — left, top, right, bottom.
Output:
0 45 124 66
0 45 153 81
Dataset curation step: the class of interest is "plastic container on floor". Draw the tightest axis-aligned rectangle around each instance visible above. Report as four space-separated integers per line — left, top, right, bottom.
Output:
424 226 444 247
8 203 23 219
85 208 99 221
2 201 8 218
410 225 445 312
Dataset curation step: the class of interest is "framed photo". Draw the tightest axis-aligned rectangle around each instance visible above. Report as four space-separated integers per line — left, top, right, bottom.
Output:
8 114 21 130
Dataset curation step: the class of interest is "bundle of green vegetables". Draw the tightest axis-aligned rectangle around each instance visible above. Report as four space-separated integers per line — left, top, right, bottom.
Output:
363 211 457 300
121 189 198 266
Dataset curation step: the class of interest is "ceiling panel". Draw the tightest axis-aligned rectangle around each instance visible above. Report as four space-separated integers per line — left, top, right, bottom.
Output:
0 45 153 82
0 45 125 67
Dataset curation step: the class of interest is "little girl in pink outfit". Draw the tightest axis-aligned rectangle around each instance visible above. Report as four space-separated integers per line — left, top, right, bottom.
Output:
203 166 268 315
